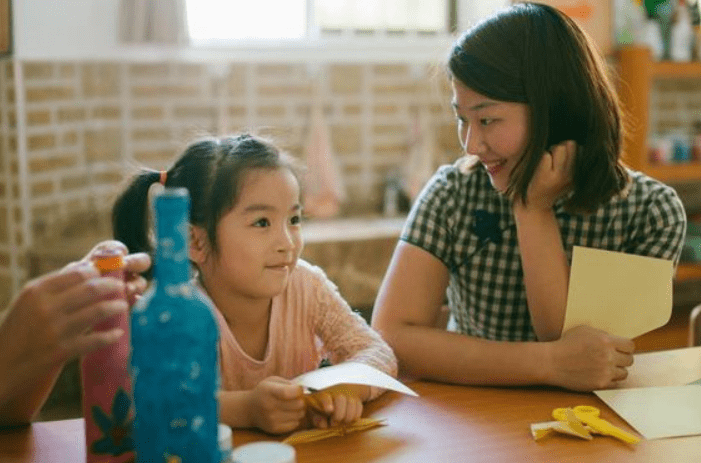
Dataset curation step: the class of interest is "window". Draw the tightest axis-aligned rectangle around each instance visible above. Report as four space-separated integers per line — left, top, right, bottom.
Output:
185 0 455 44
186 0 308 42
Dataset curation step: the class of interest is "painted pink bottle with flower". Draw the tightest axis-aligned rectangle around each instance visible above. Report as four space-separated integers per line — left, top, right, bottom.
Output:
80 248 135 462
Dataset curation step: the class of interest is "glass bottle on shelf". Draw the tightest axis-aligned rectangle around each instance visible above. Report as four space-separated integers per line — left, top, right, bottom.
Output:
130 188 220 463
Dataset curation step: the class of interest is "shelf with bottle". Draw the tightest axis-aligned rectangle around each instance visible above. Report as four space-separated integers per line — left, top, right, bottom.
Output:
617 45 701 183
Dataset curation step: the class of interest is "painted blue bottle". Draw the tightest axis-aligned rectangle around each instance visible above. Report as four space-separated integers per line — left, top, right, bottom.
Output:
130 188 220 462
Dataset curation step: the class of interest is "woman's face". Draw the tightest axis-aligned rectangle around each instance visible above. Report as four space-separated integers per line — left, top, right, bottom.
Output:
451 79 530 192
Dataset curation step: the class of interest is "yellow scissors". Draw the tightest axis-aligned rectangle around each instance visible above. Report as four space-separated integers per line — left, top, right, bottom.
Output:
552 405 640 444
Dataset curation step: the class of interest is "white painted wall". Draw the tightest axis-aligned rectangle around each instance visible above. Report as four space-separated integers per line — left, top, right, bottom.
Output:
10 0 506 61
13 0 123 59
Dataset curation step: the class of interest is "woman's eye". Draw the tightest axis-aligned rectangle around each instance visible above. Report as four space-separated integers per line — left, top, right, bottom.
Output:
253 218 270 227
290 215 302 225
480 118 495 126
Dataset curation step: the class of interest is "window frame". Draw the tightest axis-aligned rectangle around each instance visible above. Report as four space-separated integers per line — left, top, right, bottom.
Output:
184 0 469 62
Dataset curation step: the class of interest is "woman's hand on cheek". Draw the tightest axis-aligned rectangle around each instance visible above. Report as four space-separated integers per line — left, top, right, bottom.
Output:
523 140 576 211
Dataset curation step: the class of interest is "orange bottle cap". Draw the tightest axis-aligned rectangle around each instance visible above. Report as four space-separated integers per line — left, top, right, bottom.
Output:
94 255 124 274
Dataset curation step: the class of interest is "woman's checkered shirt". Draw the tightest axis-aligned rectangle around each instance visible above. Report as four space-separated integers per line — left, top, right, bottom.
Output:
401 162 687 341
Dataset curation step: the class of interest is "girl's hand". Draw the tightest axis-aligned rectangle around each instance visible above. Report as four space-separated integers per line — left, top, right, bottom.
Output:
546 325 635 391
246 377 305 434
518 140 576 211
306 384 367 429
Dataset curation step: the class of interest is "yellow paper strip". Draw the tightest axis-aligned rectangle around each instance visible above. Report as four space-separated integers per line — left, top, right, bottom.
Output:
283 418 387 445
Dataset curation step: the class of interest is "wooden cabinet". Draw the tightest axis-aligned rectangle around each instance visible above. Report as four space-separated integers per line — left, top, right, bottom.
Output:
618 46 701 291
617 45 701 182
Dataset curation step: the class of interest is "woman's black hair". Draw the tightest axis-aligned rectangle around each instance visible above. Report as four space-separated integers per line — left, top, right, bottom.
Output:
448 2 628 211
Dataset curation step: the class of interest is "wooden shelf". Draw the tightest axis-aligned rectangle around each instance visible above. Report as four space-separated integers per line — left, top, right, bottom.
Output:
641 163 701 183
302 215 406 244
617 46 701 183
652 60 701 79
676 262 701 283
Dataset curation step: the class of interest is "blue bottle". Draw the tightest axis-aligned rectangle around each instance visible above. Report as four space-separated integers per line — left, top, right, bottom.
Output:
130 188 220 462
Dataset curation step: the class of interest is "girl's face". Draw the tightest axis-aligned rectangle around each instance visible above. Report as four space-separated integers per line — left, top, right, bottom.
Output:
451 79 530 192
195 167 303 300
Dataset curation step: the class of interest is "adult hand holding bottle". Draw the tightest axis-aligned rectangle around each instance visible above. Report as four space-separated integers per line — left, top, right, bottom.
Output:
0 240 150 426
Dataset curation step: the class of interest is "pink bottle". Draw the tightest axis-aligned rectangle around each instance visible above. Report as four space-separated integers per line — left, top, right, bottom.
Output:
80 249 135 462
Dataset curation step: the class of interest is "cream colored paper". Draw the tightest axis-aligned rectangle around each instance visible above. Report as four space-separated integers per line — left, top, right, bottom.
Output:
563 246 673 338
293 362 418 397
595 386 701 440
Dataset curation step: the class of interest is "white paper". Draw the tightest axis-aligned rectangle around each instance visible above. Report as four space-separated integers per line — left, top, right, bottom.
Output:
563 246 673 338
293 362 418 397
595 385 701 440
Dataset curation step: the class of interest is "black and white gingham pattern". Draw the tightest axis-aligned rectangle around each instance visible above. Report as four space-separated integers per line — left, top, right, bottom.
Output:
401 162 687 342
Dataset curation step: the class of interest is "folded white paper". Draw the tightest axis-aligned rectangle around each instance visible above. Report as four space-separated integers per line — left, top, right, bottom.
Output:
595 385 701 440
293 362 418 397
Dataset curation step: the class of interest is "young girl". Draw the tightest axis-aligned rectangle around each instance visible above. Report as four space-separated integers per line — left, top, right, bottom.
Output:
371 2 686 392
112 134 397 434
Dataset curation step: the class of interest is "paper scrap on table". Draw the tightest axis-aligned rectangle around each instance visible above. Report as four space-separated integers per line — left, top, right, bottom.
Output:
283 418 387 445
562 246 673 338
293 362 418 397
595 385 701 440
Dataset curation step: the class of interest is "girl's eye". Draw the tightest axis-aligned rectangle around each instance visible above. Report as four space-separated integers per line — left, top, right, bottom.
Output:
290 215 302 225
253 218 270 228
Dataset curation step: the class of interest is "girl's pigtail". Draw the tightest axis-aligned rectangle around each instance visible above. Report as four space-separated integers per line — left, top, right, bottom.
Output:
112 170 162 257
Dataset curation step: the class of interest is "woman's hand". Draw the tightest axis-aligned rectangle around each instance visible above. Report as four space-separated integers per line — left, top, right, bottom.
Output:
80 240 150 306
0 240 151 425
517 140 576 211
546 325 635 391
0 240 151 377
245 377 306 434
306 384 367 429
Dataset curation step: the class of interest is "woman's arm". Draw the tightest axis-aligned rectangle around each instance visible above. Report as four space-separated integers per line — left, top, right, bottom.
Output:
513 204 569 341
513 141 576 341
372 241 549 385
371 241 634 391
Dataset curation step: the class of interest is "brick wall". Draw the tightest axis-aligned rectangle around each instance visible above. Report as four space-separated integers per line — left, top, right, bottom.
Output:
2 56 699 309
0 60 16 307
0 57 460 307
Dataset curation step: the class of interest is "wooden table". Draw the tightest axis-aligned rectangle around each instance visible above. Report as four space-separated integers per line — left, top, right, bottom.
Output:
2 347 700 463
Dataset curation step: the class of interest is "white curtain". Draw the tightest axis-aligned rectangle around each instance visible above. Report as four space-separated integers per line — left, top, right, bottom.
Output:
119 0 189 44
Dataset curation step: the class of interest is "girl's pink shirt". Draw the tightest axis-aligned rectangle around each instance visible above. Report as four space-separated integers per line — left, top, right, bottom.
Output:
212 259 397 401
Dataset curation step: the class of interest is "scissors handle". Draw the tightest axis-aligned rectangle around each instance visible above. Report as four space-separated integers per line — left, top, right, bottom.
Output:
572 408 641 444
